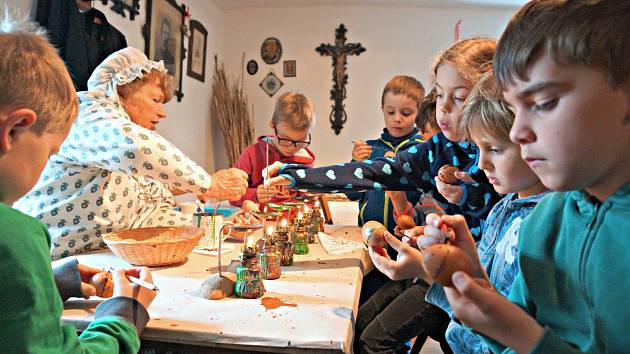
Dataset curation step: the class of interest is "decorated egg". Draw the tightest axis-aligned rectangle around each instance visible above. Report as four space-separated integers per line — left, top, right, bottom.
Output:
90 271 114 298
437 165 460 184
362 220 388 248
422 244 475 287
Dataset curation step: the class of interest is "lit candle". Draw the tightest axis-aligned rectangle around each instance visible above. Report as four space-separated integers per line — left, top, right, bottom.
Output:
304 205 310 214
314 200 320 208
281 219 288 228
267 226 274 237
297 211 303 220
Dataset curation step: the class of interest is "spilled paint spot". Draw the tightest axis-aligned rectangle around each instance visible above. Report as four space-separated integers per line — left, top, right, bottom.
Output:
261 296 298 311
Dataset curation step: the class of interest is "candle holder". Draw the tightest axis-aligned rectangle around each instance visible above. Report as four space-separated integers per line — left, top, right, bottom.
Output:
257 227 281 279
291 224 309 255
228 223 266 299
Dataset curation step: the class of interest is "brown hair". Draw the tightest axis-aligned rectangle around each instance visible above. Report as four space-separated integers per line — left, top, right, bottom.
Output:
432 38 496 84
460 72 513 142
416 88 439 131
381 75 425 108
495 0 630 90
0 18 77 134
271 92 314 131
116 69 174 103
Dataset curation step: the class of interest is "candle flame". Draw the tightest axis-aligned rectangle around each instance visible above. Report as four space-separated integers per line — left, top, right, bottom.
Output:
267 226 274 236
281 219 287 227
315 200 320 207
297 211 303 220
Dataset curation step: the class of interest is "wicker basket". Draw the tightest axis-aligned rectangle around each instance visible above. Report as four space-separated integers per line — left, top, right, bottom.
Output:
103 226 203 266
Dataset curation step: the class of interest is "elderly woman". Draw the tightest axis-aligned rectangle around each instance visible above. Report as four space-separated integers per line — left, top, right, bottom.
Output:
15 47 248 259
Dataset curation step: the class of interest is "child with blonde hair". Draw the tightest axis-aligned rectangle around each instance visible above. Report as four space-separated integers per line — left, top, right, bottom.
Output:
435 1 630 352
232 91 316 207
0 14 155 352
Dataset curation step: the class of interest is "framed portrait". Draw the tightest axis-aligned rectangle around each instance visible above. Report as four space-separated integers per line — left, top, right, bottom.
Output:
247 60 258 75
145 0 185 101
186 20 208 82
261 37 282 64
283 60 296 77
100 0 140 20
259 71 283 97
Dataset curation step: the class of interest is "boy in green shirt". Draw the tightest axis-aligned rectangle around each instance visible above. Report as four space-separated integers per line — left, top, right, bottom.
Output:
0 15 156 353
435 1 630 353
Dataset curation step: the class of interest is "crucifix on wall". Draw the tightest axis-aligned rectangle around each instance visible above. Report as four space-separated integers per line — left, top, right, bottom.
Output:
316 24 366 135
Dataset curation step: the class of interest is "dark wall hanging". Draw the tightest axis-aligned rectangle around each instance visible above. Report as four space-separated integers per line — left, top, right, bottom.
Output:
316 24 365 135
187 20 208 82
261 37 282 64
100 0 140 20
259 71 283 97
144 0 186 101
247 59 258 75
283 60 296 77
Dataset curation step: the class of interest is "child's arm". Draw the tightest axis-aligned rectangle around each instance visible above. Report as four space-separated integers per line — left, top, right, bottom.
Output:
231 147 258 206
265 142 437 194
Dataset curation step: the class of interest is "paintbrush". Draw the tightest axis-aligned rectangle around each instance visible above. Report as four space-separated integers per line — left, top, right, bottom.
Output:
128 275 160 292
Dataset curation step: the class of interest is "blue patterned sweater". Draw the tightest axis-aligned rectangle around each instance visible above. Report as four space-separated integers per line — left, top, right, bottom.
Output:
345 128 424 232
278 132 501 238
425 191 548 353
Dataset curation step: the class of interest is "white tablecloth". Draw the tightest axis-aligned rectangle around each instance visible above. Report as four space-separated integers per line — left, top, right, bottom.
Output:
61 225 370 353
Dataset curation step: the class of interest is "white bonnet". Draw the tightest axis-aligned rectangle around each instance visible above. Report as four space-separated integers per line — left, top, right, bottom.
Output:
87 47 167 102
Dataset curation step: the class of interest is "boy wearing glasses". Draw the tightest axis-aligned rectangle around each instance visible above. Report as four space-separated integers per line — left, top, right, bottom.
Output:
232 92 316 207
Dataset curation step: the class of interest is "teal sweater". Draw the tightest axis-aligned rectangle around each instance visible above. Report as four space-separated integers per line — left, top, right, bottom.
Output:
486 184 630 353
0 203 147 353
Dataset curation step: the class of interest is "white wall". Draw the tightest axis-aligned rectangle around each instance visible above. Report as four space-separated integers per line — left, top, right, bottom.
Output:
5 0 223 173
220 4 517 167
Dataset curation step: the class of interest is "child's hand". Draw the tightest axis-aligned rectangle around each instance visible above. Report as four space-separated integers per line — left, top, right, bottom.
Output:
256 184 277 203
444 272 544 354
401 225 424 249
422 214 485 278
369 231 428 281
434 177 464 204
352 140 372 160
262 161 292 187
77 264 103 298
112 268 157 310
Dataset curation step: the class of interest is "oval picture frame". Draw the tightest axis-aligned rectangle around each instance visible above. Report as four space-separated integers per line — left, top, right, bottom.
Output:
247 59 258 75
261 37 282 64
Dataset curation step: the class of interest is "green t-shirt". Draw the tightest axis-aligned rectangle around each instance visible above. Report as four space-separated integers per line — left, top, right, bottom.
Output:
0 203 141 353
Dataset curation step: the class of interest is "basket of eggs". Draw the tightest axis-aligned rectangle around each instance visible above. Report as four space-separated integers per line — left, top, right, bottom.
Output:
103 226 203 267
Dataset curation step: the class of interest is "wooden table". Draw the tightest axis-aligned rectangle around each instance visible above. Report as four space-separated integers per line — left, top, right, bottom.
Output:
61 225 370 353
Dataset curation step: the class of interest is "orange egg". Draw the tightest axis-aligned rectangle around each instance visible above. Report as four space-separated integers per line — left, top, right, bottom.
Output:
90 271 114 298
437 165 460 184
396 215 416 230
422 244 475 287
362 220 388 248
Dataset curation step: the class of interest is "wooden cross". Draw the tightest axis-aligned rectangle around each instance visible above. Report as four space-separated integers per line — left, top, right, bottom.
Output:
316 24 365 135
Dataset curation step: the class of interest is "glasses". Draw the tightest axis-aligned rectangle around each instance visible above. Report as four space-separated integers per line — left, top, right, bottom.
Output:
274 127 311 148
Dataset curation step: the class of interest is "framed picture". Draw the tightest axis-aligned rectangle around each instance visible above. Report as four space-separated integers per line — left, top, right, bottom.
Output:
100 0 140 20
186 20 208 82
259 71 283 97
261 37 282 64
283 60 296 77
145 0 185 101
247 59 258 75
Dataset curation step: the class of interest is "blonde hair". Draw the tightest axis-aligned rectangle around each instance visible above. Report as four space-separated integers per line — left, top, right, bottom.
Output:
432 38 496 85
0 13 77 133
271 92 314 131
495 0 630 90
116 69 174 103
460 72 513 142
381 75 425 108
416 88 439 131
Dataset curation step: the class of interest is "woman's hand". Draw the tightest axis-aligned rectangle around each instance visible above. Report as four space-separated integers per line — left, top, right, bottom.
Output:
352 140 372 161
262 161 292 187
112 268 157 310
369 231 428 281
201 168 248 201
